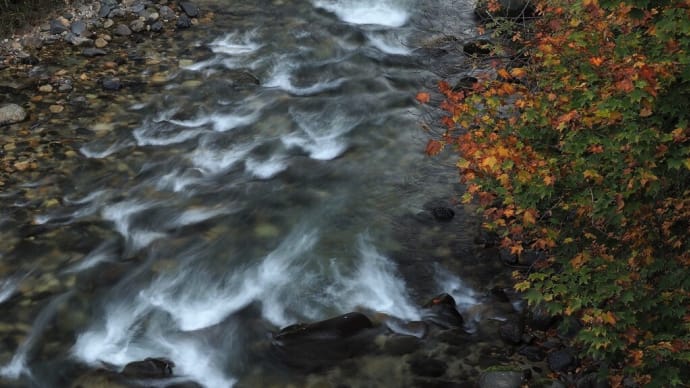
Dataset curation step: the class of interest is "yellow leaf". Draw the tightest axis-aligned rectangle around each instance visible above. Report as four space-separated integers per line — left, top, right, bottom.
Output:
522 209 537 225
481 156 499 171
456 158 471 169
603 311 617 325
570 252 589 269
639 106 653 117
683 158 690 170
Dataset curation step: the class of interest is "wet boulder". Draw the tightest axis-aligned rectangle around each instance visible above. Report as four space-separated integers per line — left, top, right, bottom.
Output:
121 357 174 378
271 312 376 370
547 349 577 373
421 293 464 329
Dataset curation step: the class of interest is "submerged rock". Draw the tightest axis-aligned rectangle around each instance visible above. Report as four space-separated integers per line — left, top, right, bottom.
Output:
272 312 376 370
479 370 524 388
179 1 200 18
408 355 447 377
0 104 27 126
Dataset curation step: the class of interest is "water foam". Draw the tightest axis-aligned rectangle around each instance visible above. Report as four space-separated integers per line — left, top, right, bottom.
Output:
245 155 289 179
283 105 361 160
313 0 409 27
366 31 411 55
325 235 420 320
139 229 319 330
102 201 166 250
265 61 345 96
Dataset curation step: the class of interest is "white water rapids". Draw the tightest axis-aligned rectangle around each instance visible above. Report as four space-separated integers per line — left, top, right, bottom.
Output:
0 0 495 387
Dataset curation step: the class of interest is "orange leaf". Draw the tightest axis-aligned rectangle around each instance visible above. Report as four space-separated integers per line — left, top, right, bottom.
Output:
425 139 444 156
509 67 527 78
603 311 617 325
497 68 511 79
416 92 430 104
589 56 604 67
522 209 537 225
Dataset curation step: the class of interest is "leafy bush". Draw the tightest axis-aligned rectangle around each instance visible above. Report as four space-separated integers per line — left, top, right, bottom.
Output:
0 0 63 38
423 0 690 385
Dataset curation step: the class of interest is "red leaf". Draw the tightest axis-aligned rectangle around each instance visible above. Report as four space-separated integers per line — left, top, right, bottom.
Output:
425 139 444 156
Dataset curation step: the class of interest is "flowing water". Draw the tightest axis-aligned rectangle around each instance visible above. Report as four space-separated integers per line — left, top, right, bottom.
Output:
0 0 521 387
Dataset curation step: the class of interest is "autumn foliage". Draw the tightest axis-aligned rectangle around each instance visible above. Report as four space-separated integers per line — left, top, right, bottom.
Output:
423 0 690 385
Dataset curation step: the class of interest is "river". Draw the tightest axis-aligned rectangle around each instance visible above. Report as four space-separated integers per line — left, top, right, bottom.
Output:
0 0 522 386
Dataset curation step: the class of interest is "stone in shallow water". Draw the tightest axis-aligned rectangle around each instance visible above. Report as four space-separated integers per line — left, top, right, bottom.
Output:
50 19 69 35
408 355 447 377
71 20 87 35
114 24 132 36
179 1 200 17
101 77 122 91
177 14 192 29
82 48 107 57
159 5 176 21
478 371 524 388
431 206 454 222
0 104 27 126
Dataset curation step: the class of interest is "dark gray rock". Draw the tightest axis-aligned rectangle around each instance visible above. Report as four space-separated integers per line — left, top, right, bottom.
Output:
528 303 559 331
179 1 199 17
150 21 164 32
121 357 174 378
454 76 479 92
479 371 523 388
382 335 422 356
431 207 455 222
108 8 127 18
518 345 545 361
159 5 176 21
499 319 523 344
71 20 87 35
98 0 118 18
0 104 27 126
101 77 122 91
114 24 132 36
49 19 69 35
82 48 107 57
547 349 576 372
408 356 447 377
65 32 93 46
499 248 518 265
271 312 376 370
129 3 146 14
422 293 464 329
176 14 192 29
463 40 492 56
576 372 609 388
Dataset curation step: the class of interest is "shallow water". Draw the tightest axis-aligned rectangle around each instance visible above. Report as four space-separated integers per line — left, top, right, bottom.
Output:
0 0 521 386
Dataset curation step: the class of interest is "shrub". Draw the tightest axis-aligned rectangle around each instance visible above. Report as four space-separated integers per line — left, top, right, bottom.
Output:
424 0 690 385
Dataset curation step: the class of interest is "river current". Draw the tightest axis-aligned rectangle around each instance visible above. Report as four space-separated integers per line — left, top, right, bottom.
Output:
0 1 518 387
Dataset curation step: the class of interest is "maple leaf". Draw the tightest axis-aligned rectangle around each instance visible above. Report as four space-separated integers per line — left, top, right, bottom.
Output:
522 209 537 225
589 56 604 67
510 67 527 78
416 92 430 104
425 139 444 156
